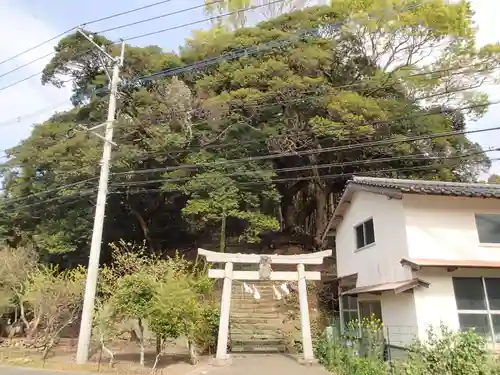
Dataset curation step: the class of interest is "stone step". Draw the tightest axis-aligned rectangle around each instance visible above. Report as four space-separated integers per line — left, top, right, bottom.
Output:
230 342 285 353
230 332 284 340
231 313 282 321
231 330 283 339
230 307 287 317
231 317 284 325
231 299 284 305
230 308 286 318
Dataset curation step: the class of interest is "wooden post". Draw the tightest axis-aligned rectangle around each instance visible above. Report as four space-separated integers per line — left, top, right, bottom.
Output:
215 261 233 364
297 263 314 363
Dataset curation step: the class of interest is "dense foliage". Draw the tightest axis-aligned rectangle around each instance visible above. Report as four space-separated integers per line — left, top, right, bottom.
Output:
0 244 218 365
1 1 500 264
314 318 500 375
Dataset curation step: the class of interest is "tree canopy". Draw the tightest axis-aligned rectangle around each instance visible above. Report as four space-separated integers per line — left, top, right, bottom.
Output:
1 1 499 263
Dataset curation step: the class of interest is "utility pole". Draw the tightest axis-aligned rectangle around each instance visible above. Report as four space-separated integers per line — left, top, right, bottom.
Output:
75 28 125 365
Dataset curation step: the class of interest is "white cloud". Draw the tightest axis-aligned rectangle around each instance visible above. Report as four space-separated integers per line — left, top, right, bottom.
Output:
0 0 72 158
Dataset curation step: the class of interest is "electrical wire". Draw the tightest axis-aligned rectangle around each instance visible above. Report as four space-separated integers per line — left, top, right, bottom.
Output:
0 0 230 81
0 0 179 69
0 177 99 206
121 0 286 42
95 0 230 34
108 148 498 188
110 76 496 161
2 124 498 207
121 2 424 86
0 57 489 131
1 74 497 178
111 100 500 176
1 188 97 212
0 0 422 94
3 95 500 186
4 154 497 213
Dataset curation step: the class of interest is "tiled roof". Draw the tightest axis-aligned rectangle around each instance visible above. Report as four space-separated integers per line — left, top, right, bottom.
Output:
348 176 500 198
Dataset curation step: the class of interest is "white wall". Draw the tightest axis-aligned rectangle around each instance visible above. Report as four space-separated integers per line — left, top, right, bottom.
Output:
336 191 412 287
380 292 419 347
358 292 419 347
412 268 500 341
403 195 500 261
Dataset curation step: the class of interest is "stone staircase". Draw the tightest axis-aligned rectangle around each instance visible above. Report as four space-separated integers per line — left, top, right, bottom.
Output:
229 280 289 353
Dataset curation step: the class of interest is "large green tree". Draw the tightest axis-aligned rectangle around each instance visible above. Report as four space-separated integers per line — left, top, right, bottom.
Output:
1 1 498 262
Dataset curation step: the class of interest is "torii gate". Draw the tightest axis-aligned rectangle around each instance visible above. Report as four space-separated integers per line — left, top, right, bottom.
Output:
198 248 332 365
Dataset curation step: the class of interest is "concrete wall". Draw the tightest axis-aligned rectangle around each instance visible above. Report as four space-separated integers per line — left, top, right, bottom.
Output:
336 191 412 287
403 195 500 261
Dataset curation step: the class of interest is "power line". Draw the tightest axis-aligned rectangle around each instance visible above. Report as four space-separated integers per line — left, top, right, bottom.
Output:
0 0 277 93
0 176 99 206
2 81 498 180
81 0 178 27
3 119 499 207
122 2 423 86
8 96 500 181
121 0 286 42
0 28 75 68
108 148 498 188
111 100 500 175
96 0 228 34
0 0 179 69
1 188 97 212
0 51 55 80
114 77 494 161
0 58 487 131
0 0 421 94
0 99 72 129
4 154 497 213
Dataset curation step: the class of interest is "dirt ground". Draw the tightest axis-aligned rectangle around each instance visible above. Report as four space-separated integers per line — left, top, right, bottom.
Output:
0 338 210 374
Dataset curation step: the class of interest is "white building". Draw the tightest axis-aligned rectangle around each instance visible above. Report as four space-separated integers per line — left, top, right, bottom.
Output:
331 176 500 347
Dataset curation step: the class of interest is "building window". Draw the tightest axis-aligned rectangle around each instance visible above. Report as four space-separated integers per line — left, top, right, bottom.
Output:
475 214 500 244
355 218 375 249
341 295 359 326
453 277 500 342
359 300 382 321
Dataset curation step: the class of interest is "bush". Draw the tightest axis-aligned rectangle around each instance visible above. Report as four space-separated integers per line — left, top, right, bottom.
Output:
94 244 219 367
314 320 500 375
400 324 496 375
314 316 387 375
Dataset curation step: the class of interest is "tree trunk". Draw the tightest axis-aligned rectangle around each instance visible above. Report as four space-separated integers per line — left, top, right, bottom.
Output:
155 334 161 356
308 145 329 249
130 208 155 252
220 215 226 253
279 180 309 233
281 193 296 232
137 318 145 366
313 185 329 249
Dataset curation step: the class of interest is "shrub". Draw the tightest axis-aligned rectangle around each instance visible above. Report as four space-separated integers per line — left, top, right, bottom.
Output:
314 316 387 375
401 324 494 375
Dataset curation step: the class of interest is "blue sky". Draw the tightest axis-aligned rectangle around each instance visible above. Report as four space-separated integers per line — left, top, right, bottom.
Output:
0 0 499 176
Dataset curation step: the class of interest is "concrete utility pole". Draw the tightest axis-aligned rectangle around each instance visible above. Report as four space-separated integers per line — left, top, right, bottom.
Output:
75 28 125 365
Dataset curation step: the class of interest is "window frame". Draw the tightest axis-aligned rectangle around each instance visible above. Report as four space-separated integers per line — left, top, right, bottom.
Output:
474 213 500 245
354 217 375 250
340 295 360 331
358 300 382 320
453 277 500 344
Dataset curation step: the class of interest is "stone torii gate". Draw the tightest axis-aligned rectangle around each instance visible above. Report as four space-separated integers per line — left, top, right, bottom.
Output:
198 248 332 365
